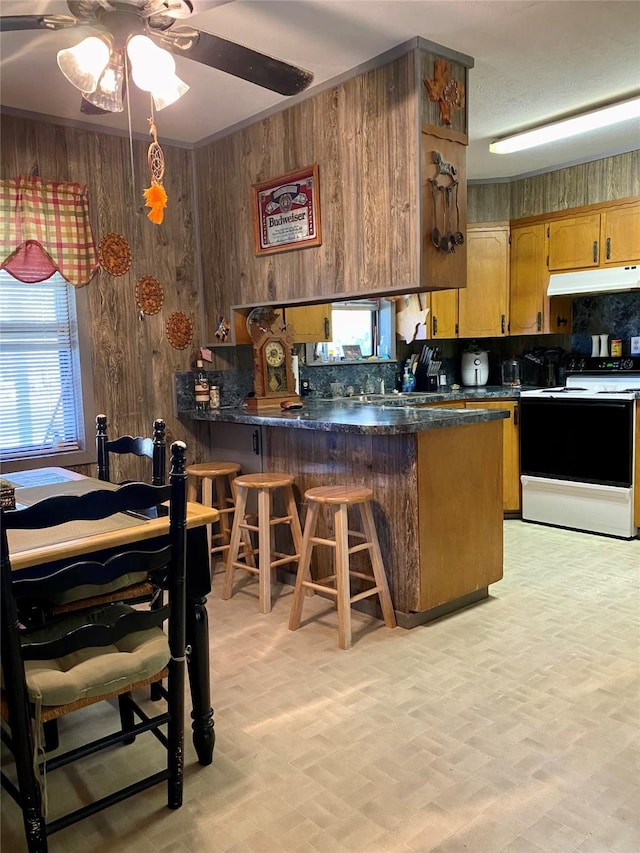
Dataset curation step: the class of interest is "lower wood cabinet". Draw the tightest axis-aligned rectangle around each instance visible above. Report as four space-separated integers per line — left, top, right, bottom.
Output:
465 400 520 512
635 401 640 530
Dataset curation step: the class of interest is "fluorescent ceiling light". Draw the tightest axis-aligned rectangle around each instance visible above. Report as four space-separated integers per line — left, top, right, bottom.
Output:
490 96 640 154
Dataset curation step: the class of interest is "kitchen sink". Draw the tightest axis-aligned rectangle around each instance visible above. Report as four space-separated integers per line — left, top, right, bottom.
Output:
350 393 411 402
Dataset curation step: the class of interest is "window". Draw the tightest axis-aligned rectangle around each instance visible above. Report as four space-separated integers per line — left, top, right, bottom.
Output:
308 298 395 363
0 270 96 470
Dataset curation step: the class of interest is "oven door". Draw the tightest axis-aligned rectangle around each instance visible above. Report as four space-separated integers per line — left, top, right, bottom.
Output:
520 397 634 488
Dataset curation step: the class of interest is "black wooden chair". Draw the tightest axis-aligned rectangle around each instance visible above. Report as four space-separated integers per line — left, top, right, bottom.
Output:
0 441 188 853
96 414 167 486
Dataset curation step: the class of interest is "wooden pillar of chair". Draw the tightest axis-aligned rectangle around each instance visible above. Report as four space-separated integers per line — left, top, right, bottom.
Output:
222 473 303 614
288 485 396 649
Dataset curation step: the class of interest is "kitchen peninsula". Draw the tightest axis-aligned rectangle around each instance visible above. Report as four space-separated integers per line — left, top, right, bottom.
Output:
179 399 507 627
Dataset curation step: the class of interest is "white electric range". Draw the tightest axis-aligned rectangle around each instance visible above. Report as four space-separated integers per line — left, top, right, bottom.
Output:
519 356 640 538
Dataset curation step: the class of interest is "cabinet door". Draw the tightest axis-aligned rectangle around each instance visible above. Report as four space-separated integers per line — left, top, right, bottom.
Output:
635 401 640 529
548 214 600 270
465 400 520 512
285 304 332 343
429 290 458 338
602 203 640 265
509 223 546 335
510 224 571 336
458 227 509 338
207 423 264 474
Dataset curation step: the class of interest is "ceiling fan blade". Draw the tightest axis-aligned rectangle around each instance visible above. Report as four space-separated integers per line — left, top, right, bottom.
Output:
156 26 313 97
0 15 78 32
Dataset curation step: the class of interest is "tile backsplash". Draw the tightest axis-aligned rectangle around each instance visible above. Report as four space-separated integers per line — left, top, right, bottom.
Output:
571 292 640 355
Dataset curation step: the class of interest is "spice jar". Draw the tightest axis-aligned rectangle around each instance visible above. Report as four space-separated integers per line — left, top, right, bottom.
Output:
209 385 220 409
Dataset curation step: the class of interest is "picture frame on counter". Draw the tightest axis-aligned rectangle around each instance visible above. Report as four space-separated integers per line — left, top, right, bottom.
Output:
251 164 322 256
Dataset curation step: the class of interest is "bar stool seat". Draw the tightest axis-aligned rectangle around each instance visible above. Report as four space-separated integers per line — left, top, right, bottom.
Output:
187 461 242 568
288 485 396 649
222 472 303 614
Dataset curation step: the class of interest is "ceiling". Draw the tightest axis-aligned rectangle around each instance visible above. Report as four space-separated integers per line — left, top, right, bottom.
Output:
1 0 639 181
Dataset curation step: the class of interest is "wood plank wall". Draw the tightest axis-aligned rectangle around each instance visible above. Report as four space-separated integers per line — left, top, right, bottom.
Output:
0 114 210 476
194 51 419 341
468 151 640 222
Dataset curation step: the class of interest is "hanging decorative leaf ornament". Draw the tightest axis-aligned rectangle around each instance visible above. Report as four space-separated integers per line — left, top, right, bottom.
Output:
143 118 167 225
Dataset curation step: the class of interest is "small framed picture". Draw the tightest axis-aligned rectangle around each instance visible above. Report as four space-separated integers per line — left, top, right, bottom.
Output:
342 345 362 360
252 164 322 256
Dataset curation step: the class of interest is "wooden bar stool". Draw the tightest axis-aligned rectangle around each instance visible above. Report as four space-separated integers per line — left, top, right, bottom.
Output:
289 485 396 649
187 461 243 566
222 472 303 614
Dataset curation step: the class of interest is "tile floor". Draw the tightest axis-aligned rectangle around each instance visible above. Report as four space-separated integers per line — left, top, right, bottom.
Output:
2 521 639 853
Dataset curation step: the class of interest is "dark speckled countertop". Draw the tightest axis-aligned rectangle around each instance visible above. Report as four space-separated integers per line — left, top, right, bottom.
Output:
179 388 514 435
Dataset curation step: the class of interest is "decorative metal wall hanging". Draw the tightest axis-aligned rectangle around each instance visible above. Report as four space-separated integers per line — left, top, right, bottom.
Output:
165 311 193 350
429 151 463 254
424 59 465 126
98 232 132 276
135 275 164 315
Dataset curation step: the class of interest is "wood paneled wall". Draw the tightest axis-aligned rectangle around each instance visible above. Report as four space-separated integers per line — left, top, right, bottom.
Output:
195 51 419 342
468 151 640 222
1 114 210 475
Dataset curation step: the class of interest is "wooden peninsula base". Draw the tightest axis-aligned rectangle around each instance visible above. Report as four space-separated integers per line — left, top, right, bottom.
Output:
265 418 504 625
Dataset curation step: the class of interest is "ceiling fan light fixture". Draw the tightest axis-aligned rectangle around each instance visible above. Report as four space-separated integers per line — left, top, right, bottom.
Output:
490 95 640 154
151 74 190 111
57 35 110 94
83 49 125 113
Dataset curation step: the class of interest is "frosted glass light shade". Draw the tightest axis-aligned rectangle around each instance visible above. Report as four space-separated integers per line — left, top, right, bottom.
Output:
57 36 110 94
128 35 174 91
83 50 125 112
152 74 189 110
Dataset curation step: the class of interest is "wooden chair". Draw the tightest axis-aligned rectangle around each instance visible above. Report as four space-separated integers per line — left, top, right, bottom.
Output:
0 441 188 853
96 414 166 486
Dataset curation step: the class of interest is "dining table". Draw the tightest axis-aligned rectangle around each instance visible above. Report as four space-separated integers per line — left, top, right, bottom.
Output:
2 466 219 767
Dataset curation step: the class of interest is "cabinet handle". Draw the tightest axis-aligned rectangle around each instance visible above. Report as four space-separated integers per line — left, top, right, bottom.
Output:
593 241 598 263
501 314 506 334
433 316 438 336
536 311 542 332
556 315 568 327
513 405 519 426
324 317 330 340
252 429 261 456
606 237 611 260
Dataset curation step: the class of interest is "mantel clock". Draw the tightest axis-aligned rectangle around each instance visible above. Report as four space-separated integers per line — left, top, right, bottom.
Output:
246 310 300 411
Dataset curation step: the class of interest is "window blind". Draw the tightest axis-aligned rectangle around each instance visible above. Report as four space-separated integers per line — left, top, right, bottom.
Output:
0 270 83 461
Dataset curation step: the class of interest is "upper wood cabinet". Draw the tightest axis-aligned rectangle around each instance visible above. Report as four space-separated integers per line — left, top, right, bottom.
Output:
426 225 509 339
601 204 640 265
283 304 332 343
458 225 510 338
429 289 458 338
547 214 601 270
510 223 571 336
546 199 640 272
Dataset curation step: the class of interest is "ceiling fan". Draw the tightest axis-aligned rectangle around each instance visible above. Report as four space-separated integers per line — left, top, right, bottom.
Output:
0 0 314 115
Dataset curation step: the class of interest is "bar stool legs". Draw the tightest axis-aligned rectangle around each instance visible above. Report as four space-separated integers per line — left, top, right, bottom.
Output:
222 473 303 614
186 462 250 573
289 485 396 649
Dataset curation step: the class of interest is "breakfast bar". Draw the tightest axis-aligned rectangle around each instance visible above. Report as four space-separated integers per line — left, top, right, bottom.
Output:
180 400 508 627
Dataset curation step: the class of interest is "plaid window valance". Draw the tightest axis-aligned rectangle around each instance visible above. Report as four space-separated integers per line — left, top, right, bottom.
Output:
0 176 99 286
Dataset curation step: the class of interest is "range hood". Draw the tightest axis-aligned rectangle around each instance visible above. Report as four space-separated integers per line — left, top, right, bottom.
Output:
547 265 640 297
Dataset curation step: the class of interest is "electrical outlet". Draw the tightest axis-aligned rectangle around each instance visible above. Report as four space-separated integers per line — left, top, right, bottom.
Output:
631 336 640 355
